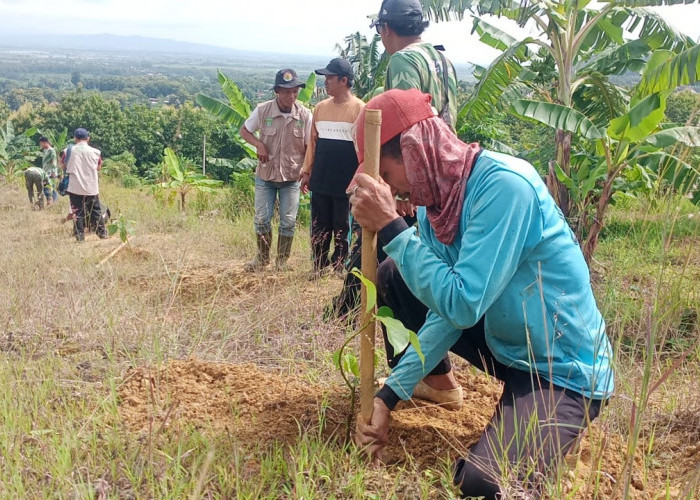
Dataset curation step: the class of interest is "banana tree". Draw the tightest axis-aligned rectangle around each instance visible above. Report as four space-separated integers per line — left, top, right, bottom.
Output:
512 50 700 262
160 147 223 211
336 32 389 100
582 45 700 261
0 120 38 179
421 0 696 217
37 127 69 156
197 70 256 159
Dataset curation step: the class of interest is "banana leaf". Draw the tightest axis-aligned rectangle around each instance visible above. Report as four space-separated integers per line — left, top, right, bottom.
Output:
608 92 667 142
510 99 603 140
645 126 700 148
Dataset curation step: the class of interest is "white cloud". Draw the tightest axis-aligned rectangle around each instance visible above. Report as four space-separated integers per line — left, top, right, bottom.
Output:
0 0 698 64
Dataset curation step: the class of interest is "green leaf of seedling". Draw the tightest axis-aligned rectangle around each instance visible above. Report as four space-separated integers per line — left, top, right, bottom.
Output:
376 306 424 367
332 349 342 370
376 306 393 318
350 267 376 313
333 350 360 378
107 224 118 236
344 352 360 379
377 314 410 356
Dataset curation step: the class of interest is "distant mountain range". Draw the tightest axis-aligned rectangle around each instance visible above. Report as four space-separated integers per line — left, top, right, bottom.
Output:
0 33 251 56
0 33 474 80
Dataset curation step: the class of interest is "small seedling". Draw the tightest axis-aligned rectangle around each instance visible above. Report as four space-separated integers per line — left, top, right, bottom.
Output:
332 268 423 440
107 212 135 244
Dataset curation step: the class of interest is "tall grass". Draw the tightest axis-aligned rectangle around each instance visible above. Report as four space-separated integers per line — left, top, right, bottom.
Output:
595 193 700 499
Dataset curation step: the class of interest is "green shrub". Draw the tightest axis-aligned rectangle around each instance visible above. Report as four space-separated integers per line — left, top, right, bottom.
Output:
191 190 213 215
297 193 311 227
219 172 255 221
101 151 137 179
121 174 141 188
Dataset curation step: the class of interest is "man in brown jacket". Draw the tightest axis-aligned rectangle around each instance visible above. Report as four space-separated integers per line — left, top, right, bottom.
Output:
240 68 312 271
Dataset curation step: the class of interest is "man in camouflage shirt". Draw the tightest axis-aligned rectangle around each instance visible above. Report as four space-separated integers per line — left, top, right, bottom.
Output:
24 166 48 209
332 0 461 314
39 136 58 206
348 0 462 410
372 0 458 129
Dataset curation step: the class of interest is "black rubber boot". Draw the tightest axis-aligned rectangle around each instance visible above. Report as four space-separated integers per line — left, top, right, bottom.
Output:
275 235 294 271
244 232 272 272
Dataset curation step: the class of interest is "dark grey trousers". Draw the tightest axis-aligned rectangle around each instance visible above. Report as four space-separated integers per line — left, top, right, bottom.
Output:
377 258 604 499
310 192 350 271
68 193 106 240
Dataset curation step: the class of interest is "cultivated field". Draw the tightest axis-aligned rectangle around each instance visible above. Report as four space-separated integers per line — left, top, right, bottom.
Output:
0 180 698 499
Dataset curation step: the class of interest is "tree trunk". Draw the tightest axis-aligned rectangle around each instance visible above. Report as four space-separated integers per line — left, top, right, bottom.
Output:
547 129 572 217
582 169 618 264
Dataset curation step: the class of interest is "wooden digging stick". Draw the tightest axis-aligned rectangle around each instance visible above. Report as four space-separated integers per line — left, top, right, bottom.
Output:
360 109 382 423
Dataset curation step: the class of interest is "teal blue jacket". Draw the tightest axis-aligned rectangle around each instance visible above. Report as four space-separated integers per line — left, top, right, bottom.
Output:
381 150 614 402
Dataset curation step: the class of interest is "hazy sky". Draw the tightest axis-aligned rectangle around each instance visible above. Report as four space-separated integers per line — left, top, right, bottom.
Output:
0 0 699 65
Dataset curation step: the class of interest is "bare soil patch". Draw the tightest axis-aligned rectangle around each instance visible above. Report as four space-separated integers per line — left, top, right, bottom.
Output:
117 358 698 498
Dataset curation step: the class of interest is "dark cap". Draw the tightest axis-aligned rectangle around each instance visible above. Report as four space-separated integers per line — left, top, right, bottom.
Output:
370 0 423 26
315 58 354 79
273 68 306 89
74 128 89 139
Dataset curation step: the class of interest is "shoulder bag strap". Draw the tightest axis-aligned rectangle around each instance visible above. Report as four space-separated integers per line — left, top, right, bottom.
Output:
436 48 450 117
63 144 73 173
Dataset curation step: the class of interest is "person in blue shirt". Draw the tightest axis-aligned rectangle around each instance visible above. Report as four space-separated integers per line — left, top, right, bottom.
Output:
349 89 614 499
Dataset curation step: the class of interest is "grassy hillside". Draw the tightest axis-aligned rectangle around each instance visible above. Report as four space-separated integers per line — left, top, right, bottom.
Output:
0 179 698 498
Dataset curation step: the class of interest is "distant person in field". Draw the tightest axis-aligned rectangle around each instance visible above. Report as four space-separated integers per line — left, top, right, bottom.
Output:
300 58 364 280
39 136 59 206
240 68 312 272
61 128 108 241
24 166 48 209
349 89 614 499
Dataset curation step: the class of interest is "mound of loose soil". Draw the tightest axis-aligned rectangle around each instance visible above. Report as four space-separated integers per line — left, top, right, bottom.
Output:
117 359 496 468
117 359 697 498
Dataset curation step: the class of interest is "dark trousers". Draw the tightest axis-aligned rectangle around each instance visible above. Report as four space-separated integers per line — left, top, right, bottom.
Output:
377 258 603 499
310 192 350 271
69 193 106 240
43 175 58 203
330 214 416 319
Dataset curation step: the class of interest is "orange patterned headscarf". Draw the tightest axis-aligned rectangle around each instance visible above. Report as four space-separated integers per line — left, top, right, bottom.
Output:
401 116 480 245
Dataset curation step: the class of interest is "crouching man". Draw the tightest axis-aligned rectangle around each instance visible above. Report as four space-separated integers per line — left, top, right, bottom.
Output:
350 89 614 499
